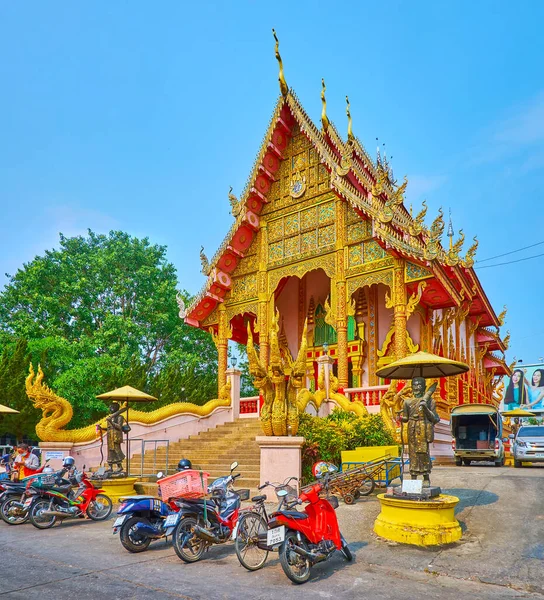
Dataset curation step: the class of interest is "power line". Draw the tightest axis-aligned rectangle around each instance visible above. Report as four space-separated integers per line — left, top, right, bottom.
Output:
475 251 544 270
476 240 544 263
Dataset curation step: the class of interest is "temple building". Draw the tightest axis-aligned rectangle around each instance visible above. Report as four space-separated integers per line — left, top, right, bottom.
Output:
184 36 509 430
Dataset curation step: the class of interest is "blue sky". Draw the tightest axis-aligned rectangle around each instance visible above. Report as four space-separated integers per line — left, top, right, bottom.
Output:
1 1 543 364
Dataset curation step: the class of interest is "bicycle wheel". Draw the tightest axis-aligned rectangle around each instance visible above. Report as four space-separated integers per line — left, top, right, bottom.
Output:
235 512 269 571
359 476 375 496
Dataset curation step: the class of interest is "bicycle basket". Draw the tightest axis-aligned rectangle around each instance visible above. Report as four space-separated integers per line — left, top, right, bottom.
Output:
157 469 209 500
275 484 298 503
237 488 250 501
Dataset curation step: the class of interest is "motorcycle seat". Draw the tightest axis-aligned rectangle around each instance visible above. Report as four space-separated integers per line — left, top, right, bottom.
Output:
251 494 267 502
176 498 216 509
276 510 308 520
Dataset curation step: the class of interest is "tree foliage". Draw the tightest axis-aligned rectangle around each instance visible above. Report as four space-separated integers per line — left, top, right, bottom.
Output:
0 230 217 436
298 409 395 483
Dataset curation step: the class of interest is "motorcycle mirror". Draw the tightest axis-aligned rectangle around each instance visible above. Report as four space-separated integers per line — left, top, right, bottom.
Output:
230 461 238 472
277 489 288 497
157 471 164 479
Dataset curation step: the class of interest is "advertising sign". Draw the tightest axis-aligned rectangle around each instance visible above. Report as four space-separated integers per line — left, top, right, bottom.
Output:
502 363 544 413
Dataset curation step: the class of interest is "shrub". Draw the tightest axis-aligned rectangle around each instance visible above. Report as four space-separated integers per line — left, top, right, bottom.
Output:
298 409 395 483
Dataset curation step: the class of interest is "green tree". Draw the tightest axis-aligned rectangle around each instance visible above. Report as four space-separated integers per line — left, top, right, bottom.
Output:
0 339 40 443
0 231 218 432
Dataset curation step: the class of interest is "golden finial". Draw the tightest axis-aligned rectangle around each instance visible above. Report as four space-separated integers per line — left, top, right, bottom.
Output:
272 29 288 97
346 95 354 140
321 78 330 131
462 235 478 268
452 229 465 257
498 305 507 327
429 207 445 241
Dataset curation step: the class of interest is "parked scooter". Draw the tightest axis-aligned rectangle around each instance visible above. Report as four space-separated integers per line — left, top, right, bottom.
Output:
112 459 193 553
0 461 56 525
267 462 352 584
171 461 246 563
29 467 112 529
0 467 57 525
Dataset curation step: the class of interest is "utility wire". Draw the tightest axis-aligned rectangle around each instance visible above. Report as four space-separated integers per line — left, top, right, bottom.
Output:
476 240 544 263
475 251 544 270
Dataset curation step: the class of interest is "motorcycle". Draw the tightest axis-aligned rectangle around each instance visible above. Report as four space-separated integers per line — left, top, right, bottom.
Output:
29 469 113 529
113 482 181 553
0 464 56 526
267 464 352 584
171 461 246 563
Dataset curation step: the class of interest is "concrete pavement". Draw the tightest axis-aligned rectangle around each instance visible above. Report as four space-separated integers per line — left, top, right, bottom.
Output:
0 465 543 599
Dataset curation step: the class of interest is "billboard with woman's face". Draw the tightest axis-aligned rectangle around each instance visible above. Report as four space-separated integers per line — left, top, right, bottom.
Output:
502 364 544 413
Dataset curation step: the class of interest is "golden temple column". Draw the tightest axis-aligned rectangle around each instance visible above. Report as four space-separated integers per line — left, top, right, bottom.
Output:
258 225 269 367
351 353 364 387
217 304 229 395
393 258 408 360
335 200 348 387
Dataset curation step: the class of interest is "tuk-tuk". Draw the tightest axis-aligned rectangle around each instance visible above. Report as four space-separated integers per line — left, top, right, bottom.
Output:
450 404 505 466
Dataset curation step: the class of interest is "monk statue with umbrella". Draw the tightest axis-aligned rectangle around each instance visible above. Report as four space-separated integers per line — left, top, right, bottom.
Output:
377 352 469 488
96 386 157 478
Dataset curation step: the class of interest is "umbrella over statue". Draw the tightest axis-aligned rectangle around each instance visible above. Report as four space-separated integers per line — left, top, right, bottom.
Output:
95 386 157 478
376 351 469 489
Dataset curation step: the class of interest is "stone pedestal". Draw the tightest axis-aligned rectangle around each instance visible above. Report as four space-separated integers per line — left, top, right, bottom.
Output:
39 442 74 471
256 436 304 502
374 493 462 546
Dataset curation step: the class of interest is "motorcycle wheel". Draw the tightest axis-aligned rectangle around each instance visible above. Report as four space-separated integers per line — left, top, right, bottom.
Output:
340 535 353 561
173 516 206 563
0 497 29 525
120 517 152 553
359 476 375 496
279 530 311 584
29 499 57 529
235 512 269 571
86 494 113 521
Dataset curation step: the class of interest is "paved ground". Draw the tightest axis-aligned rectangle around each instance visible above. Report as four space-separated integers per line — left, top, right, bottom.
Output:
1 465 543 600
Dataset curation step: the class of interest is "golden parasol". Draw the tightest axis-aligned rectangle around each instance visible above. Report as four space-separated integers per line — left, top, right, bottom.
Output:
0 403 19 414
376 351 469 380
96 385 157 403
501 408 536 417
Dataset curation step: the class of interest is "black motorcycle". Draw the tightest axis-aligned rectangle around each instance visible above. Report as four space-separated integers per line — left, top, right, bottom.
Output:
171 461 248 563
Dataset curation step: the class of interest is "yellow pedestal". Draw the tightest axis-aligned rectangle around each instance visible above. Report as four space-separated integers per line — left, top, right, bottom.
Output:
95 477 138 503
374 493 462 546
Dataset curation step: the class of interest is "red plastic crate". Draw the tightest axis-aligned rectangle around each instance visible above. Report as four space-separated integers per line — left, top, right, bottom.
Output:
157 469 209 500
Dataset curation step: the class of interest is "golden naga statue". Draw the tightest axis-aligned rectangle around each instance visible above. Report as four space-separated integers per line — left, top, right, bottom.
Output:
26 364 231 444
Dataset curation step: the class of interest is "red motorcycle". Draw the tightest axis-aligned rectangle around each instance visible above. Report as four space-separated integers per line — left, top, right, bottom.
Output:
267 466 352 584
29 469 112 529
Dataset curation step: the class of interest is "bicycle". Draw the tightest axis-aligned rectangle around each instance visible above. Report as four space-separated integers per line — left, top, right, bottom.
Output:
234 477 298 571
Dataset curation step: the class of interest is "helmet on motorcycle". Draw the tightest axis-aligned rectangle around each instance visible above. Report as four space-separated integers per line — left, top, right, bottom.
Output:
312 461 338 479
63 456 75 468
43 466 54 474
177 458 192 471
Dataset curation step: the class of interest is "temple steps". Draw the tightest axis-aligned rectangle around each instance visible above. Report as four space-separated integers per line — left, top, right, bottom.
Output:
133 417 262 496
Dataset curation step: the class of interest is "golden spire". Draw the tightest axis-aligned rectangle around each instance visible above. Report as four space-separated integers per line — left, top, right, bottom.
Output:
321 78 330 131
346 95 354 140
272 29 288 97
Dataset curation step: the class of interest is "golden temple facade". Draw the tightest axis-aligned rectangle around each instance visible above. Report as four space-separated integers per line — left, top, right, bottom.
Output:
185 37 509 420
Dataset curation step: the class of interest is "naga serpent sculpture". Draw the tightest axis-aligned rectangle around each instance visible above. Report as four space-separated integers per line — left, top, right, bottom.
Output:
26 364 232 444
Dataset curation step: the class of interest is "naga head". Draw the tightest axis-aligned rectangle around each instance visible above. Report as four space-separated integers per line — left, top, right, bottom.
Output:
26 364 73 426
